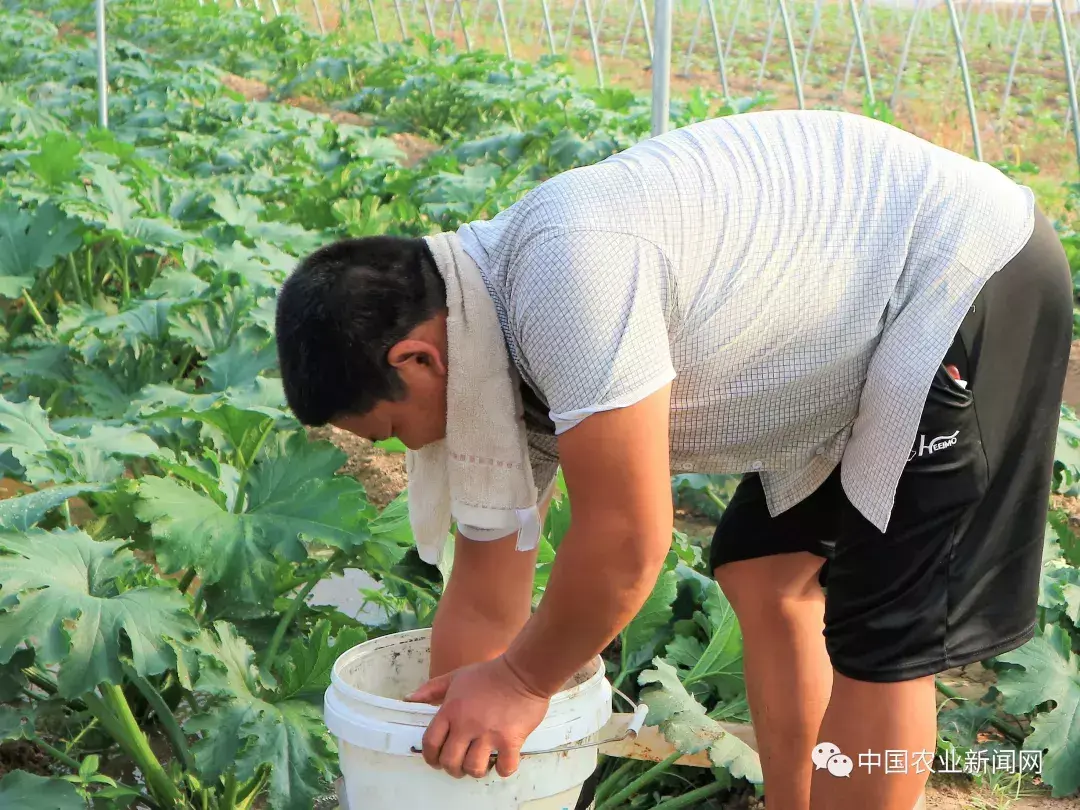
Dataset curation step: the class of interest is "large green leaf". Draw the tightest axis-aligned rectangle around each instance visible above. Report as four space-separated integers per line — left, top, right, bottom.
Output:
185 622 336 810
84 165 186 249
620 568 677 675
0 702 35 742
0 202 81 298
0 529 197 697
0 395 160 484
637 659 761 784
203 336 278 393
0 771 83 810
276 620 366 702
135 434 371 604
0 482 108 531
664 571 744 697
997 626 1080 797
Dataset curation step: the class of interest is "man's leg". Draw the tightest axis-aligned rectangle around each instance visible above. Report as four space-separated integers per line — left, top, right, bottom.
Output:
715 552 832 810
810 672 936 810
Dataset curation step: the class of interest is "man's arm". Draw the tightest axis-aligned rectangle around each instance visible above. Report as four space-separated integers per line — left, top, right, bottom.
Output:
410 385 673 779
502 383 673 696
429 485 556 678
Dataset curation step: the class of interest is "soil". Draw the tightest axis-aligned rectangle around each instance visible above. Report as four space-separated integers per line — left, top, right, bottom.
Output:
1063 340 1080 411
307 425 408 508
217 72 440 166
0 740 54 780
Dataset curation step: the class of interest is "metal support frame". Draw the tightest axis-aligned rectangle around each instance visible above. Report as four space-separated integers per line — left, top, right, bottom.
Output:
96 0 108 129
1053 0 1080 173
944 0 983 161
652 0 672 136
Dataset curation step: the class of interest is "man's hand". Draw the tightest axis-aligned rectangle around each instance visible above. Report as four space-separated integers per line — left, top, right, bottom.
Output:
405 656 550 779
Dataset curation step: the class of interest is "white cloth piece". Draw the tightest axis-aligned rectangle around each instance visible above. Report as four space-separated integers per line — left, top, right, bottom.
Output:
405 232 541 566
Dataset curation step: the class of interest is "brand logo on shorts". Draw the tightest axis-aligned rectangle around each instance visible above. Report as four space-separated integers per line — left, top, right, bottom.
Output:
908 430 959 462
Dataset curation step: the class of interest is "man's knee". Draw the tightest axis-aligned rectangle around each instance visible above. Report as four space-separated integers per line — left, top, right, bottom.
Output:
714 551 826 623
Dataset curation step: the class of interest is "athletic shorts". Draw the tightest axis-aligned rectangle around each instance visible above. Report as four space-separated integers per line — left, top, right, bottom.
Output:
709 208 1073 683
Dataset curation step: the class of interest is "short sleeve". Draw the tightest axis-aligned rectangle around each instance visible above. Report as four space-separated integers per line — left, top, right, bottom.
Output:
509 231 676 434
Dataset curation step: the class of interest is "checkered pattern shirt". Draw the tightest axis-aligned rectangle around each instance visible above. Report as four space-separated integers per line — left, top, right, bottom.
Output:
457 110 1034 532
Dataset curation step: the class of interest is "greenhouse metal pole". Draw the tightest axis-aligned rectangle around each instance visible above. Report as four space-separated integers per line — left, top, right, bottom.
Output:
565 0 581 51
848 0 874 105
777 0 804 108
757 2 779 89
1001 0 1033 116
704 0 730 97
724 0 746 61
311 0 326 33
801 0 825 78
681 1 705 75
95 0 108 129
1053 0 1080 173
583 0 605 86
393 0 408 38
944 0 982 161
652 0 673 136
620 0 637 56
891 0 923 112
366 0 381 41
638 0 654 60
540 0 556 54
495 0 514 58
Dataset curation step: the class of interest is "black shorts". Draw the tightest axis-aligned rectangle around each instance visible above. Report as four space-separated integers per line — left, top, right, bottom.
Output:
709 209 1073 683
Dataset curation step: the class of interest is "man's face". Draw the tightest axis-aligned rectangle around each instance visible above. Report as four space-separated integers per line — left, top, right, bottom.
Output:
331 355 448 451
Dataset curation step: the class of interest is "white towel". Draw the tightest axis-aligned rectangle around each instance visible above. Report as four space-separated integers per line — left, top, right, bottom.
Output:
405 232 542 566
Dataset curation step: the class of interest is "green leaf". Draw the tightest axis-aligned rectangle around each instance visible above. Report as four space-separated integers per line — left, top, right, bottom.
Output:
85 165 185 248
0 482 108 531
0 394 161 484
27 132 84 187
276 620 366 702
0 771 83 810
637 659 761 784
135 434 371 605
64 299 174 362
0 529 197 698
663 574 744 697
997 625 1080 797
620 568 677 674
0 202 81 298
203 335 278 393
0 703 35 741
185 622 337 809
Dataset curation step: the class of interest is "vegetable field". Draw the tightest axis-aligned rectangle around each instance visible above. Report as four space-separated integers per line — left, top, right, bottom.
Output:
0 1 1078 808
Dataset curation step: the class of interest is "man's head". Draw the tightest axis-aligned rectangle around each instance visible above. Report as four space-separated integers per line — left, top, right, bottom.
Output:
275 236 449 450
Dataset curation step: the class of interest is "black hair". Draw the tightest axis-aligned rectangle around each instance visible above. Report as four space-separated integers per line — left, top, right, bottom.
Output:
274 235 446 426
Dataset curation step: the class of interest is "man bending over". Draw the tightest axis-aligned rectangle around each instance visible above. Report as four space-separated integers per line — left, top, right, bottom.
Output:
274 110 1071 810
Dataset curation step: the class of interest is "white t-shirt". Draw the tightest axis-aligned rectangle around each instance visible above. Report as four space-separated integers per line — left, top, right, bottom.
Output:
457 110 1034 532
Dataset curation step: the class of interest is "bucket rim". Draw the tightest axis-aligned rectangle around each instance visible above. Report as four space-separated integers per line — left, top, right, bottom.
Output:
329 628 607 715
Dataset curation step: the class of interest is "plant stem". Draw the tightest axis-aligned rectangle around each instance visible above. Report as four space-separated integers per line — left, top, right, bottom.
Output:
88 684 183 807
67 254 85 305
64 718 99 753
31 735 82 770
20 288 48 332
235 765 270 809
934 680 1026 745
173 347 196 384
232 420 276 515
595 751 681 810
650 779 724 810
221 772 238 809
262 553 342 671
124 664 196 772
593 757 641 807
177 568 197 594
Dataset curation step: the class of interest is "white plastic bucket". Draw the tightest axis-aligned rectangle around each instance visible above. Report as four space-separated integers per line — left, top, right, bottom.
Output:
324 628 613 810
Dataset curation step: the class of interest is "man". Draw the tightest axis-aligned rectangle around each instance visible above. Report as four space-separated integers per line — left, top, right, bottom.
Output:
274 110 1072 810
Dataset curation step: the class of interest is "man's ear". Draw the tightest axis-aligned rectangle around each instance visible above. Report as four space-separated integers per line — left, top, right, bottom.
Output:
387 339 447 376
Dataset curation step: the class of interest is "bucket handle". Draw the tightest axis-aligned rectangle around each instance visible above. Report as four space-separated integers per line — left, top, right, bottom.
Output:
408 701 650 760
